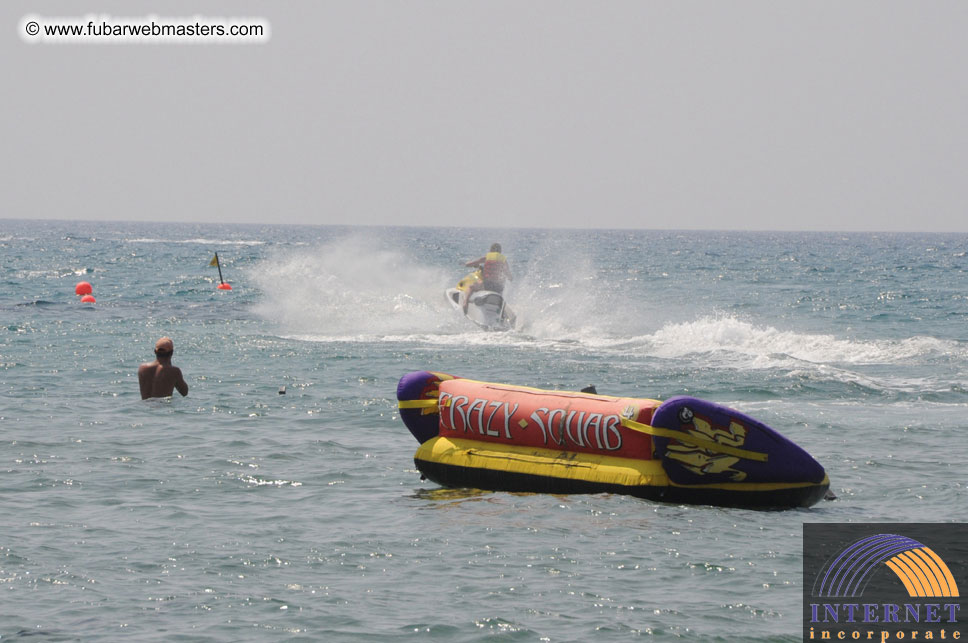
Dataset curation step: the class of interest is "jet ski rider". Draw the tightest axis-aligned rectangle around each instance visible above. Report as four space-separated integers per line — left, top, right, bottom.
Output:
463 243 512 312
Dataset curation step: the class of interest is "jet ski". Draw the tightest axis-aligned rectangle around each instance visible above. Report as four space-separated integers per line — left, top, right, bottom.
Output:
445 269 516 331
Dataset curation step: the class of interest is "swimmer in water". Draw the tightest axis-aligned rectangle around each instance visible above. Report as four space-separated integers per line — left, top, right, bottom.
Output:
138 336 189 400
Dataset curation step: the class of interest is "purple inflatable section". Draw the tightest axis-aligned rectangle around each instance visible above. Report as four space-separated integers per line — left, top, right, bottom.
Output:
650 396 826 486
397 371 442 444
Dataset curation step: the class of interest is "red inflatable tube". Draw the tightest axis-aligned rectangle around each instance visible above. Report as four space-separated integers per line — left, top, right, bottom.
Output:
437 378 659 460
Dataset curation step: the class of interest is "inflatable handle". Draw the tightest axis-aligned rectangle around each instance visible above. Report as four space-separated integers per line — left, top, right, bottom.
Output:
398 399 439 410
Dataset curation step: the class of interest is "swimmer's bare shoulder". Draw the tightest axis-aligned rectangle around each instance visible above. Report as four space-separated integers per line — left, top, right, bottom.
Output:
138 361 157 399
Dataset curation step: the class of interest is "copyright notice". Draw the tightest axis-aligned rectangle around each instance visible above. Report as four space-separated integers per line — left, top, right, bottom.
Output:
20 14 270 44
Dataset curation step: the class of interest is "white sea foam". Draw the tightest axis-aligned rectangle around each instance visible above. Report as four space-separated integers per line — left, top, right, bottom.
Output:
125 237 266 246
640 316 962 366
252 235 458 337
16 268 96 279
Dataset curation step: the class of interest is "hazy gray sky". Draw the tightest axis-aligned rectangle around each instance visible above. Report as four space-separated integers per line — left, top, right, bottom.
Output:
4 1 967 231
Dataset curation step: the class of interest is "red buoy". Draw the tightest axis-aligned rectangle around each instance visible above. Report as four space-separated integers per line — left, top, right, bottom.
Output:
80 294 96 303
217 283 232 290
75 281 93 296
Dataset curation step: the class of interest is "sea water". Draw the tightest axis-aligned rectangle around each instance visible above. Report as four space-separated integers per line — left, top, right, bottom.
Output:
1 219 966 641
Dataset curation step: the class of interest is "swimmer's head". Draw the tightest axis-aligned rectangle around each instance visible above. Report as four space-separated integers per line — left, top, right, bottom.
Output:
155 337 174 358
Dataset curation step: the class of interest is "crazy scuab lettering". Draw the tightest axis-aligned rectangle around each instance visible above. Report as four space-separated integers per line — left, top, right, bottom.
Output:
527 408 622 450
438 392 624 451
440 393 519 440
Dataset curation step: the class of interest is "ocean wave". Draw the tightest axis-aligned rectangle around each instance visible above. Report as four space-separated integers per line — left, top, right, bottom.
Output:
281 330 567 352
14 268 96 279
640 316 962 365
125 238 266 246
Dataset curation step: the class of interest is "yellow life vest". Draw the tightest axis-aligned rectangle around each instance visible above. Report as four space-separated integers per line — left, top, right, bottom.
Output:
483 252 507 283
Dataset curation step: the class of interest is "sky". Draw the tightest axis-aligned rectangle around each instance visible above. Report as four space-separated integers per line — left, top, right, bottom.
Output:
3 1 967 232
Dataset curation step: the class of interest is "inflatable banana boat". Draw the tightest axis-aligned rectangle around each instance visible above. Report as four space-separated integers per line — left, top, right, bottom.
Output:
397 371 830 509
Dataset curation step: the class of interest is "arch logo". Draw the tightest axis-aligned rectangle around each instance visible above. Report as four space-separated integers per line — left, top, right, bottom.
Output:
803 523 964 642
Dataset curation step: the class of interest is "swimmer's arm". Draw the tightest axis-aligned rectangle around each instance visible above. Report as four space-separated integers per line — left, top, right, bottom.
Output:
174 367 189 397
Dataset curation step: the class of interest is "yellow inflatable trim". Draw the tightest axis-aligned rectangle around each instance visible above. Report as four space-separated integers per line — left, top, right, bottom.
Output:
665 473 831 493
415 436 829 494
415 436 669 488
398 399 439 410
463 379 659 403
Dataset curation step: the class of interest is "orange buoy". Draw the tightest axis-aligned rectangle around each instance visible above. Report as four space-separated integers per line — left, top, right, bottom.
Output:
75 281 93 296
80 294 96 303
217 283 233 291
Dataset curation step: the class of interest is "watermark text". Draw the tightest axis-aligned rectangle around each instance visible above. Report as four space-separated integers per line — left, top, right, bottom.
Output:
21 14 270 44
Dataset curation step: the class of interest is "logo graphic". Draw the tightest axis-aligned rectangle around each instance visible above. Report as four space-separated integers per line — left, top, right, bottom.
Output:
803 523 965 642
664 414 749 480
815 533 960 599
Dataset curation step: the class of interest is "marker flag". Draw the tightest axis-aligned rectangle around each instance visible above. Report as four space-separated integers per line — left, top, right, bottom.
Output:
209 252 227 286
